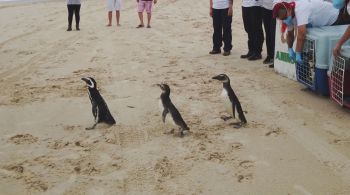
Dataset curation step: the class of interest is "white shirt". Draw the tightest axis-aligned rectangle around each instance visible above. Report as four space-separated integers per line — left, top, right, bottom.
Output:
213 0 230 9
294 0 338 27
242 0 262 7
261 0 273 10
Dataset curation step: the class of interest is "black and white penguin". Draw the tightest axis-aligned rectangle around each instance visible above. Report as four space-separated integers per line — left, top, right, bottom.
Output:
157 83 189 137
212 74 247 128
81 77 116 130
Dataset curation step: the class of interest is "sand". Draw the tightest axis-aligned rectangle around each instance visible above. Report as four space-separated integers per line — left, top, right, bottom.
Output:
0 0 350 194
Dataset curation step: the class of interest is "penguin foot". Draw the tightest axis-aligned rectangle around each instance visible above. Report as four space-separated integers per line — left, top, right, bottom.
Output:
231 122 247 129
220 115 233 121
85 123 97 130
179 130 190 138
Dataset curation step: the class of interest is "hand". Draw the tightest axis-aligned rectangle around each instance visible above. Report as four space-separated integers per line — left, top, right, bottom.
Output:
288 48 296 61
228 7 233 16
210 8 213 17
137 0 139 2
296 52 303 64
154 0 157 4
333 43 341 58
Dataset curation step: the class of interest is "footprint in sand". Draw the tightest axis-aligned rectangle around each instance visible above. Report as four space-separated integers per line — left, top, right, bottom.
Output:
208 152 225 162
238 160 254 169
8 134 38 145
265 127 284 137
232 142 243 150
237 173 253 183
331 138 350 145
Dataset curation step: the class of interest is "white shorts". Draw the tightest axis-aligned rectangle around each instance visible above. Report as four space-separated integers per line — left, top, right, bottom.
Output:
107 0 121 11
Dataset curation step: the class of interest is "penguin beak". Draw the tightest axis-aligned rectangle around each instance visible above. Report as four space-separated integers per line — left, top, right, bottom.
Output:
156 84 163 90
81 78 88 83
212 75 221 80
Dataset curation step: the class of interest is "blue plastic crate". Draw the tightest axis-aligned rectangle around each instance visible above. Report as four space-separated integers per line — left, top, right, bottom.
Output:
296 62 329 95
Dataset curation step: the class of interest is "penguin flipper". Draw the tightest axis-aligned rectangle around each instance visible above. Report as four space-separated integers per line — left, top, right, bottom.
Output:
236 102 247 124
231 103 236 119
162 108 169 123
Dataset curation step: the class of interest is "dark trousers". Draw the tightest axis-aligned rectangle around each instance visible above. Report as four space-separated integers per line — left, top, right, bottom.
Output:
212 8 233 52
262 8 276 58
67 4 81 27
242 6 264 55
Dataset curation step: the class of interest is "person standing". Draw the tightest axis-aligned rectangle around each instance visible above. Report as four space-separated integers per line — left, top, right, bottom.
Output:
209 0 233 56
137 0 157 28
107 0 121 27
241 0 264 60
67 0 81 31
262 0 276 67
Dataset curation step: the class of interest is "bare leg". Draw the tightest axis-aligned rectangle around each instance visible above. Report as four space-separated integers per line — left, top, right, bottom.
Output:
107 11 112 26
137 12 144 27
147 12 151 28
116 11 120 26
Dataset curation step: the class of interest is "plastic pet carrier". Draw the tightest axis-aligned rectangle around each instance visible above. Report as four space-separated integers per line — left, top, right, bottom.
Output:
296 25 350 96
330 48 350 108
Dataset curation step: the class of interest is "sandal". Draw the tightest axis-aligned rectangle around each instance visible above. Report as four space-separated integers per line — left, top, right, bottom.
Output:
147 25 151 28
136 24 144 28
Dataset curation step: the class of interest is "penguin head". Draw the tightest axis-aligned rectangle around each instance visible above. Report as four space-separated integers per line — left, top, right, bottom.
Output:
157 83 170 94
81 77 97 89
212 74 230 83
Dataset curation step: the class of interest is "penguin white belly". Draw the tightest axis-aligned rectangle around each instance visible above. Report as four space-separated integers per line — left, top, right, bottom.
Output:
221 89 232 115
166 113 176 126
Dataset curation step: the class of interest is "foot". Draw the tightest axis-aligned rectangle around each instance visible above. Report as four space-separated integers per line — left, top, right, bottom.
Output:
209 50 221 54
223 51 231 56
269 63 274 68
263 56 273 64
67 26 72 31
76 26 80 31
106 24 112 27
136 24 144 28
248 53 262 61
117 23 121 27
240 52 253 59
147 25 151 28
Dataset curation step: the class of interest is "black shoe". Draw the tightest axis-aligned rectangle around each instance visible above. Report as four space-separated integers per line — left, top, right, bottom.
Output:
209 50 221 54
240 52 253 59
263 56 273 64
67 26 72 31
223 51 231 56
269 63 274 68
248 54 262 61
76 25 80 31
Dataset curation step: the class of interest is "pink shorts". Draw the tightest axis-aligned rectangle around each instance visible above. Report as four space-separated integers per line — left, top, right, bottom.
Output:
138 0 152 13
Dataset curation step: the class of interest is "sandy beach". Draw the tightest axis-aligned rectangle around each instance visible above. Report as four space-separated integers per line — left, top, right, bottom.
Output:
0 0 350 194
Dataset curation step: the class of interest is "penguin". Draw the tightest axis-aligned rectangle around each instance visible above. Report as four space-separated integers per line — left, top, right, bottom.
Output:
157 83 190 137
81 77 116 130
212 74 247 128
